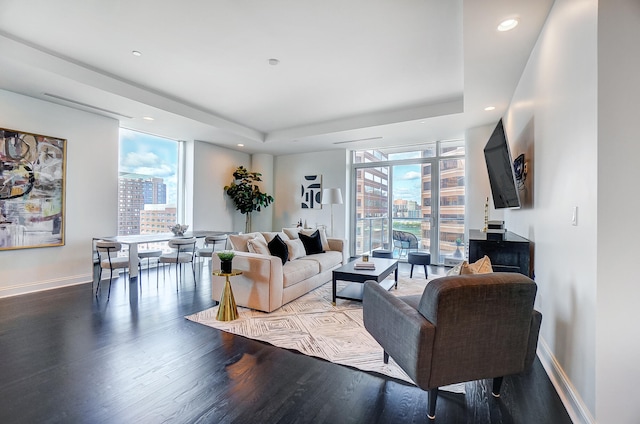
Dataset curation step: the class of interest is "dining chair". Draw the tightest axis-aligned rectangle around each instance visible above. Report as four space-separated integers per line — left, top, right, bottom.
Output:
158 237 197 290
138 244 163 281
95 240 131 299
195 234 228 272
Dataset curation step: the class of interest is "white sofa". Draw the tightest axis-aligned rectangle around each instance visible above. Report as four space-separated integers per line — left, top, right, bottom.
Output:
211 229 347 312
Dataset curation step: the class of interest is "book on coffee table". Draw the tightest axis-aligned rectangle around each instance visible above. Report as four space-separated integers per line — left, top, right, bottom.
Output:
354 261 375 270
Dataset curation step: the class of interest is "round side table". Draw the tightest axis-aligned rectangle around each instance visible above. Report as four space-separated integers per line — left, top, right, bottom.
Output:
213 270 242 321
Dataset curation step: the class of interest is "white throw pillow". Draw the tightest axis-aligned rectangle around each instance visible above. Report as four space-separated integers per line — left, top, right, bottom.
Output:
282 227 301 240
300 227 330 251
285 238 306 260
228 232 266 252
247 237 270 255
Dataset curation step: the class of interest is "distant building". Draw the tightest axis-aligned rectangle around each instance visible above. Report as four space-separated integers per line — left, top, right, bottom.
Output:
118 173 167 235
140 204 176 234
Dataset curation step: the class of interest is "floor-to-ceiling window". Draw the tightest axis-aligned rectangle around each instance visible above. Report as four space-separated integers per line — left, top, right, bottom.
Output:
352 140 465 264
117 129 182 237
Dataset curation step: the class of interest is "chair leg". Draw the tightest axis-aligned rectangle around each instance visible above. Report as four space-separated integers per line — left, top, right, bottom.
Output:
191 261 197 286
423 265 428 278
383 351 389 364
492 376 504 398
96 268 103 296
107 269 114 299
410 264 415 278
427 388 438 420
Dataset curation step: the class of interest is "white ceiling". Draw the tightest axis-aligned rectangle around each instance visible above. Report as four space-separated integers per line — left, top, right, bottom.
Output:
0 0 554 155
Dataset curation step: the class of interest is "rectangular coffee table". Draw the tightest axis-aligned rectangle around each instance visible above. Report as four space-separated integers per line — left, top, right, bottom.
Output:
332 258 398 305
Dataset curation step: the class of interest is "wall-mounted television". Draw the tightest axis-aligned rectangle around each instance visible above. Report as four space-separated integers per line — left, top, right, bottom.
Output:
484 119 521 209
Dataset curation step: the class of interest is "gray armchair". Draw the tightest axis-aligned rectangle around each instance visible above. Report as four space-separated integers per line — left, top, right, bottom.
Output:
363 272 542 420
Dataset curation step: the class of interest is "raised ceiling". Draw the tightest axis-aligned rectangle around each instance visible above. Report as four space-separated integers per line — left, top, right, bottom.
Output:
0 0 553 155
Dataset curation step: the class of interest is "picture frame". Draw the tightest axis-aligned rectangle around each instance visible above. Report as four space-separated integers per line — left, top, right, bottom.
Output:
0 127 66 250
300 174 322 209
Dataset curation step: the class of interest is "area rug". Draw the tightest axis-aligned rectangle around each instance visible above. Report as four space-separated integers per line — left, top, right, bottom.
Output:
186 273 465 393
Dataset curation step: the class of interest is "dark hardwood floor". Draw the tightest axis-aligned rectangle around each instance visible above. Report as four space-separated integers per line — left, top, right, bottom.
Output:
0 263 572 423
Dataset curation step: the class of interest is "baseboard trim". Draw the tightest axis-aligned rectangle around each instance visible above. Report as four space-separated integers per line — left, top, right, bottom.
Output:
0 274 92 299
537 337 595 424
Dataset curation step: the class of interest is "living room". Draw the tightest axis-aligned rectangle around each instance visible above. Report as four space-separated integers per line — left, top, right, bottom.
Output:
1 1 639 423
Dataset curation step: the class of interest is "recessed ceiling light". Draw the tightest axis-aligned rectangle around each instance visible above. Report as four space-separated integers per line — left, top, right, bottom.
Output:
142 116 154 121
498 18 519 32
484 106 496 111
132 50 142 57
268 58 280 66
237 143 244 147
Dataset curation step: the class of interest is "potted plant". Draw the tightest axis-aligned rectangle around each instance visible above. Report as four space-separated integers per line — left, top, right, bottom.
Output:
217 250 235 274
224 166 274 233
454 238 463 258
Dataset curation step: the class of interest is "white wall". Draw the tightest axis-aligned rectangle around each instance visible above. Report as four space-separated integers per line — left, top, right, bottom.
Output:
0 90 119 297
192 141 250 233
501 0 598 421
597 1 640 422
273 150 348 239
465 124 503 238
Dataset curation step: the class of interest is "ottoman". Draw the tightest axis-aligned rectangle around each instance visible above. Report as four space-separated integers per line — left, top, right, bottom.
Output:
408 251 431 278
372 249 393 259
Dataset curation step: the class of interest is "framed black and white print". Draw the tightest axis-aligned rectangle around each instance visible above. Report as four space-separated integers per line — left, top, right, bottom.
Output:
301 175 321 209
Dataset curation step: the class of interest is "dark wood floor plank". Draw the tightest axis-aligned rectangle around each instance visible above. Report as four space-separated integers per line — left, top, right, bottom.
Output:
0 263 572 424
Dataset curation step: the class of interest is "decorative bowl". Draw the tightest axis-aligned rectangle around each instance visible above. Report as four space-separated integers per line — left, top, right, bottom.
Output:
169 224 189 236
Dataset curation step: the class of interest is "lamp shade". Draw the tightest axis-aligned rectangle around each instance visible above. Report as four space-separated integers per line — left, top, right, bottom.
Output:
321 188 343 205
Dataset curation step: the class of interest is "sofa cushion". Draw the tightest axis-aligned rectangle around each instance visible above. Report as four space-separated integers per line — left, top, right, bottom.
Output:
267 234 289 265
300 227 330 251
282 259 320 288
299 230 324 255
304 251 343 272
229 232 266 252
247 237 270 255
285 238 307 260
261 231 289 243
284 227 330 251
282 227 302 240
460 255 493 275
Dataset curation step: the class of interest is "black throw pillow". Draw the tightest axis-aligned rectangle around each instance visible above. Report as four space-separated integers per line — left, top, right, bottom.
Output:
268 234 289 265
299 230 325 255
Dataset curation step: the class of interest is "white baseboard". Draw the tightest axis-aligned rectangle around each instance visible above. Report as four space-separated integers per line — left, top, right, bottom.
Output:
537 337 595 424
0 274 91 299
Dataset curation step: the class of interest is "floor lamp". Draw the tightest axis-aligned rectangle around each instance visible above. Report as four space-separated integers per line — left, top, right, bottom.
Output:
321 188 343 237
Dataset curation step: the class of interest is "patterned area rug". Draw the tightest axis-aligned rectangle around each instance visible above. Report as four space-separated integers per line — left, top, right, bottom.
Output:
187 273 464 393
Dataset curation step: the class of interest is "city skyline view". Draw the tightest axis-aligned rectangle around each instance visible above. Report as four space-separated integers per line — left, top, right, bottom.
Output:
119 128 178 205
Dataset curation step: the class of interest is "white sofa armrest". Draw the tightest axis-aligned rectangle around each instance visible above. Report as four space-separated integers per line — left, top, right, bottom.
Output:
212 251 284 312
327 238 348 265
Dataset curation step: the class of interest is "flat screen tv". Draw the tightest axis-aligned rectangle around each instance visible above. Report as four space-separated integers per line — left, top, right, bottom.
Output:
484 119 521 209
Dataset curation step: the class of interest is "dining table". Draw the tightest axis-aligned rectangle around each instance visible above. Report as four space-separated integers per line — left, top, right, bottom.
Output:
93 230 234 279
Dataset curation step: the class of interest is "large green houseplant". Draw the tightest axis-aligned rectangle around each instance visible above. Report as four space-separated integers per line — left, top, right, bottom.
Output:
224 166 274 233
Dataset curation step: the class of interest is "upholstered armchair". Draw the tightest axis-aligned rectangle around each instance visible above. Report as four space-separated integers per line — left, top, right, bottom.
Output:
363 273 542 420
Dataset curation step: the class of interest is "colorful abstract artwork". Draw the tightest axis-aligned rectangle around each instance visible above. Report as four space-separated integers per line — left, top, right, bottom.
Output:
0 128 66 250
300 175 321 209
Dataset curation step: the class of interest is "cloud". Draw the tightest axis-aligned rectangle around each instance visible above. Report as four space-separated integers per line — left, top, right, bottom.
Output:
122 151 161 167
402 171 421 180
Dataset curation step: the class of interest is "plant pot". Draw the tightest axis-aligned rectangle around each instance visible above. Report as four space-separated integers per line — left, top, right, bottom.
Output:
220 259 233 274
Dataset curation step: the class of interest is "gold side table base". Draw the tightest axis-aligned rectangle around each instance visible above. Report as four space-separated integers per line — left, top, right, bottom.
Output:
213 270 242 321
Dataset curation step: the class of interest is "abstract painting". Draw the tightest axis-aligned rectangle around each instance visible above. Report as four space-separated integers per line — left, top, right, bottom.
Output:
301 175 321 209
0 128 66 250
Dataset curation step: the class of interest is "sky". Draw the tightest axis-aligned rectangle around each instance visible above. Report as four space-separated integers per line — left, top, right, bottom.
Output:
392 164 421 202
119 128 178 205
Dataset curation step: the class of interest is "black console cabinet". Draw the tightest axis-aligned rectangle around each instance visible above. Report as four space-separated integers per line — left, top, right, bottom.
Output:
468 229 532 277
